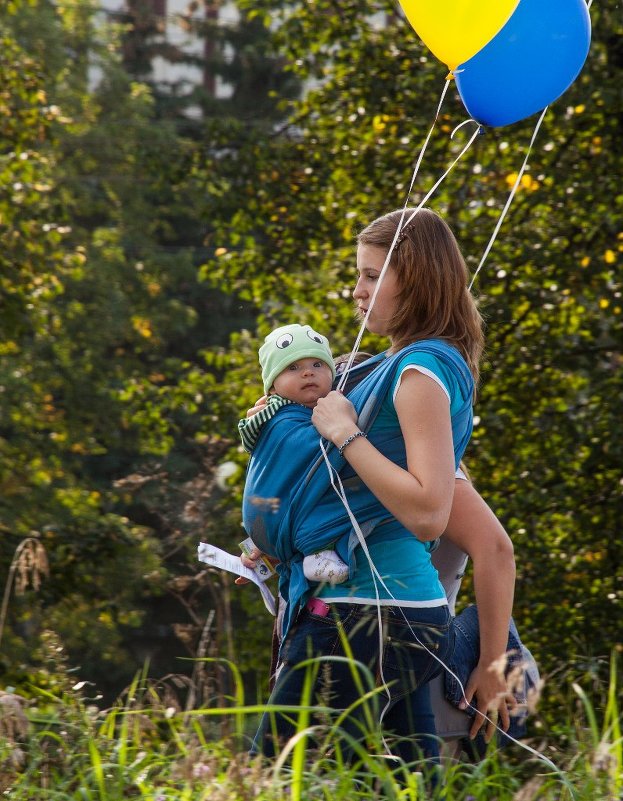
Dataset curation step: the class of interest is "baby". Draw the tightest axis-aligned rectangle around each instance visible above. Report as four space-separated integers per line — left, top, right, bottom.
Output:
238 324 350 585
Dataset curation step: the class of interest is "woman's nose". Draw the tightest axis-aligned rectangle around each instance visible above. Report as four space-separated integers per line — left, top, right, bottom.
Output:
353 277 365 299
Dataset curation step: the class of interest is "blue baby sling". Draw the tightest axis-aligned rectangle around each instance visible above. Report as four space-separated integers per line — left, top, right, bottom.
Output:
241 339 474 642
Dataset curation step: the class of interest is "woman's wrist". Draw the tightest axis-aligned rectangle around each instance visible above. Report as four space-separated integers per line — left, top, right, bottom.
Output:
338 430 367 456
326 423 356 445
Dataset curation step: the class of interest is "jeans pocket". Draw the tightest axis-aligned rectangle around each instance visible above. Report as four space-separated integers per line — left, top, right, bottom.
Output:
383 618 452 697
280 606 355 667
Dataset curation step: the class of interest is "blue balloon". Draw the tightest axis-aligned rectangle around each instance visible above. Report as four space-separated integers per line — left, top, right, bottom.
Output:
455 0 591 127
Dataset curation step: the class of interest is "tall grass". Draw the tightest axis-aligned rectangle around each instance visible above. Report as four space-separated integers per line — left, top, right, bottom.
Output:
2 650 620 800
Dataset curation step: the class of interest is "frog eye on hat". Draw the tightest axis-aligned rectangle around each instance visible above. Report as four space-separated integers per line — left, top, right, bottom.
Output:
275 333 294 349
306 329 324 344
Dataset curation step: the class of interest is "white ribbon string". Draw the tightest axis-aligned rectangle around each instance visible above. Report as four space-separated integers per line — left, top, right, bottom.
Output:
336 77 454 389
323 78 487 757
337 116 482 390
318 439 400 756
320 439 575 792
468 105 549 290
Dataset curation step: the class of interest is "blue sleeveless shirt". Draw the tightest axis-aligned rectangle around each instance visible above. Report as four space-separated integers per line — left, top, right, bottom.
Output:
318 347 470 606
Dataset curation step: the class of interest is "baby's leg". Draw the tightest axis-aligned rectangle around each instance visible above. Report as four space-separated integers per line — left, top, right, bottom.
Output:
303 549 349 584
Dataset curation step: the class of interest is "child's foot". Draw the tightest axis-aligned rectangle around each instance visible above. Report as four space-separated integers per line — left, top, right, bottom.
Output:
303 550 349 585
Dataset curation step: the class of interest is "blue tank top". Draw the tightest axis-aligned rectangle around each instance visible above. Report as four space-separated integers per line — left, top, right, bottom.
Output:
318 349 467 607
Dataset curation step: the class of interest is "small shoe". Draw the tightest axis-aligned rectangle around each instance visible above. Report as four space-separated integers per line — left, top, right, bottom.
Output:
303 550 349 585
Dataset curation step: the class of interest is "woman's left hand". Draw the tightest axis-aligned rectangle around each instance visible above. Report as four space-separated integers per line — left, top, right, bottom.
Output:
460 660 518 741
311 391 359 444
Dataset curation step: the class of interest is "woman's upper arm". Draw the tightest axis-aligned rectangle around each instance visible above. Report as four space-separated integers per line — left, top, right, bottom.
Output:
394 368 456 526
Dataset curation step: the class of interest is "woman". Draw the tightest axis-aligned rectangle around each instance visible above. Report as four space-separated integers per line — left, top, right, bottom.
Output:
242 473 521 749
249 207 501 764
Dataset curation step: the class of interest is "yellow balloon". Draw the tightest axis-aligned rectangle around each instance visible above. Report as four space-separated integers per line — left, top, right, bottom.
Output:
398 0 521 70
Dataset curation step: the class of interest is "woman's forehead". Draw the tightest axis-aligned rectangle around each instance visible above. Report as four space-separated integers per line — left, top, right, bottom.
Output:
356 243 387 269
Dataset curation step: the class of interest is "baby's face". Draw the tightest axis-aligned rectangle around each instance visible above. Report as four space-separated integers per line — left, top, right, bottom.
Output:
272 358 334 408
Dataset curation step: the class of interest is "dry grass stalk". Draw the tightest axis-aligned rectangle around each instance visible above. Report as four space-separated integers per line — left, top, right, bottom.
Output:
14 538 49 594
0 536 49 651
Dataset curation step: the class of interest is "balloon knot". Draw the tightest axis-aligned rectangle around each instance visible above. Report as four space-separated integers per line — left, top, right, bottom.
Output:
478 126 486 136
446 71 455 81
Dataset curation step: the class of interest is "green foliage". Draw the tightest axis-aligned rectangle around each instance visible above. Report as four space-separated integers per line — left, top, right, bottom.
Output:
1 0 621 738
0 0 258 695
1 652 621 799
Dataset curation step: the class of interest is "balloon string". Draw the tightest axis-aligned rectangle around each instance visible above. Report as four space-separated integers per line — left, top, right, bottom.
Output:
337 79 480 391
403 75 453 212
318 439 395 756
313 92 576 791
324 70 579 787
468 105 548 290
336 77 450 388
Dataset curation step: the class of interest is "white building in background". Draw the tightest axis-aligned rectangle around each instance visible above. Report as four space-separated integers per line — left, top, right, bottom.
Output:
99 0 239 101
95 2 391 111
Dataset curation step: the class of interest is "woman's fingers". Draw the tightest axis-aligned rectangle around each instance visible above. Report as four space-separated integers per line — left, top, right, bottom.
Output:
237 549 279 586
468 691 518 741
463 663 520 740
311 391 358 441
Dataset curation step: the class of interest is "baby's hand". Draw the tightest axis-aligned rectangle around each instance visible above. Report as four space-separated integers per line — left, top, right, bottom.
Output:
235 548 279 585
235 549 260 585
246 395 268 418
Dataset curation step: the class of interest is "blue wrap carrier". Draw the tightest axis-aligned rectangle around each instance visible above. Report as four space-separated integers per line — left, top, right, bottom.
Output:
241 339 474 643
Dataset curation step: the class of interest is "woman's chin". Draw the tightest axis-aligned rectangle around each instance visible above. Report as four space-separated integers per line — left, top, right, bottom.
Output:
365 320 387 337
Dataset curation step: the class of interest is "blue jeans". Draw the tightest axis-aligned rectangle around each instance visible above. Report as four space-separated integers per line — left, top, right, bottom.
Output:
252 602 454 765
444 604 540 752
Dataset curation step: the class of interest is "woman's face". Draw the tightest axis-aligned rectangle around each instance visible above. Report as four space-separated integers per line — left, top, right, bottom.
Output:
353 244 400 337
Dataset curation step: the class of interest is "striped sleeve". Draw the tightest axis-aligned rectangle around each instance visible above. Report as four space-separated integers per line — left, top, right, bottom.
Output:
238 395 293 453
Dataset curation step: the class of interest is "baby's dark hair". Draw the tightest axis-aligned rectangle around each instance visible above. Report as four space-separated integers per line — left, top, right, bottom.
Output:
334 351 374 375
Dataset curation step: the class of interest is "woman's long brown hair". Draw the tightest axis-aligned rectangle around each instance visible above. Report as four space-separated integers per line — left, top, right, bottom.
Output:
357 207 485 385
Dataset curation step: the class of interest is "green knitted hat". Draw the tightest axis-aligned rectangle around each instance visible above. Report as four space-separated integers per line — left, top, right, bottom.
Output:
259 324 335 393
